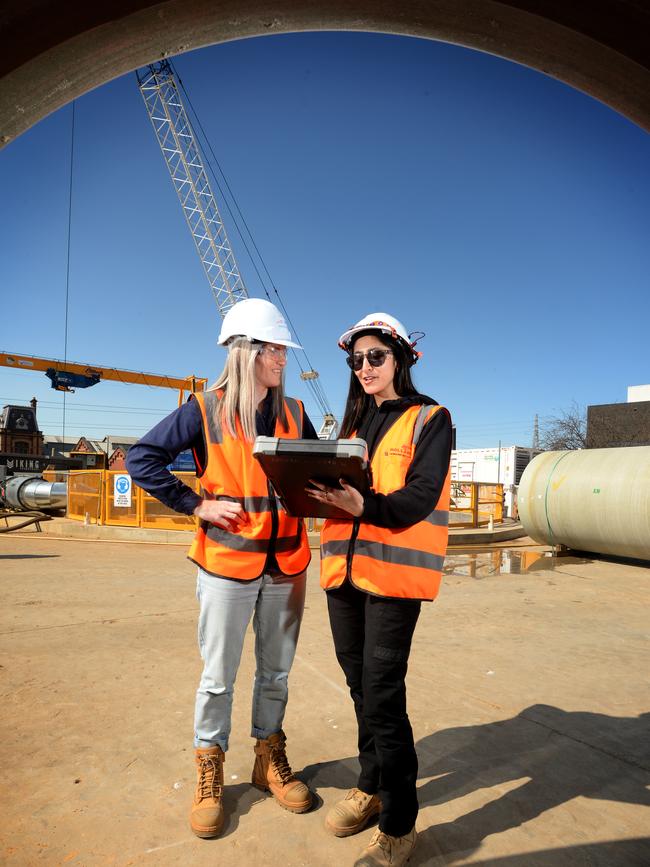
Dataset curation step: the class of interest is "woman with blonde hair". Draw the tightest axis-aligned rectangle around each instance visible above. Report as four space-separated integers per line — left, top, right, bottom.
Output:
127 298 318 838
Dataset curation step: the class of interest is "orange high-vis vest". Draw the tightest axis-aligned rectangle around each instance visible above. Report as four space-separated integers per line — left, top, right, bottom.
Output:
320 404 450 601
188 390 311 580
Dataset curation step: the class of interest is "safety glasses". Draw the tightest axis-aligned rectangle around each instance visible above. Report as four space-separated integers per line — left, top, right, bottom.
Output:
346 348 393 371
259 344 288 358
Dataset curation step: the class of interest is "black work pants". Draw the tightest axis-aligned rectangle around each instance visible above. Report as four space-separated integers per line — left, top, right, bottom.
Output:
327 579 421 837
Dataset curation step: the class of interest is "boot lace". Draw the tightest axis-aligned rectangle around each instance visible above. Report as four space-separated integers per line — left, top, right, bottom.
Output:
370 830 391 853
350 788 372 805
269 740 294 783
197 754 223 801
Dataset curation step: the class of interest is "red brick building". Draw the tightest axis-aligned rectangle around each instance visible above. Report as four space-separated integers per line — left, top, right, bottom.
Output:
0 399 44 455
70 436 138 470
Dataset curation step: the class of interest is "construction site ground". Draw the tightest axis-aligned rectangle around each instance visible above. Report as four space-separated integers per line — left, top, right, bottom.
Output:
1 531 648 866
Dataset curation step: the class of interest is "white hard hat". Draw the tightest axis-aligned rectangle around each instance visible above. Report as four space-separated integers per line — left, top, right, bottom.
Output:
338 312 422 364
217 298 302 348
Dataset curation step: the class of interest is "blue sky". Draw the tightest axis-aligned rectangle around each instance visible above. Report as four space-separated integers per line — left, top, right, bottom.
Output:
1 32 648 449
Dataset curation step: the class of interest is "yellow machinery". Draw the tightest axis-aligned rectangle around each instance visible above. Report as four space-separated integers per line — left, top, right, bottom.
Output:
0 352 207 404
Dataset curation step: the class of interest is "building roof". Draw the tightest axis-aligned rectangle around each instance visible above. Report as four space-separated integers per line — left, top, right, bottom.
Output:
1 404 39 431
71 437 106 454
44 434 139 446
102 436 139 446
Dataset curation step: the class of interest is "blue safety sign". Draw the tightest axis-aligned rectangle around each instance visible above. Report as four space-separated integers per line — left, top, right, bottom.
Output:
116 476 130 494
114 474 132 507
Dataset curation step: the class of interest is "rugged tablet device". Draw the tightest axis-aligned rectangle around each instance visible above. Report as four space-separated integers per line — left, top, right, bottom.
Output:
252 436 370 519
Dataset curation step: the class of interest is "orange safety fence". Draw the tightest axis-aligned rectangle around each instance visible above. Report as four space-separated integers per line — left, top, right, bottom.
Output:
64 470 199 530
449 481 503 528
67 471 104 524
307 481 504 533
140 475 201 531
61 472 503 532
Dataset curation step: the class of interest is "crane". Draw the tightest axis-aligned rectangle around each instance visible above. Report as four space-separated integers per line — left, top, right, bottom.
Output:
136 60 247 315
0 352 207 404
136 60 338 439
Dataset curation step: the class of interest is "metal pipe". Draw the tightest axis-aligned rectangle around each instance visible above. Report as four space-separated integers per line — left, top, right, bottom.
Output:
518 447 650 561
3 476 67 511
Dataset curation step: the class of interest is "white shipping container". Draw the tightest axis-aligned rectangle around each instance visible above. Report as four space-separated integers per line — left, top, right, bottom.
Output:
451 446 542 516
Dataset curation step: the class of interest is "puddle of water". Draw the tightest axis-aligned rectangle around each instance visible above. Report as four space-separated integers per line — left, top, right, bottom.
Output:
443 549 589 579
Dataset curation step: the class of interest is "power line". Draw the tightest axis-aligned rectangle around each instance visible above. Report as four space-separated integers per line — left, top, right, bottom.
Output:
26 406 172 416
171 60 333 420
41 424 151 433
62 99 76 444
0 396 177 413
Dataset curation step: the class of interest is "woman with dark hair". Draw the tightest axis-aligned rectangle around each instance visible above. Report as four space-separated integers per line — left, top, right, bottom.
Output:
308 312 452 867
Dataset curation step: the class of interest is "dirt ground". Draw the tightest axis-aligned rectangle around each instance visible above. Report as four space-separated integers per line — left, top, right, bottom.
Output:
1 533 649 866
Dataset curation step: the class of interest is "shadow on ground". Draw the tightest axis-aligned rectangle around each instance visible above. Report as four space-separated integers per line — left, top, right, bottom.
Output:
303 704 650 866
463 838 650 867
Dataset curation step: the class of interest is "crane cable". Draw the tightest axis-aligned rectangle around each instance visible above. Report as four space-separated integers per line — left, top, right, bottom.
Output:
171 61 333 418
62 99 76 443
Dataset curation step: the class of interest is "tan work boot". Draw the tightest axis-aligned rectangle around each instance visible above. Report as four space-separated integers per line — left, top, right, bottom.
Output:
251 730 312 813
354 827 417 866
325 788 381 837
190 746 225 838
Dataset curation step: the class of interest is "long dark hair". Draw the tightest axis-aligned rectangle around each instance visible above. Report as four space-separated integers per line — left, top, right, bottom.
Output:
340 332 419 437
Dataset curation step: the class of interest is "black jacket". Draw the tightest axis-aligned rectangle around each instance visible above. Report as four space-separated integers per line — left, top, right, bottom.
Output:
358 394 452 528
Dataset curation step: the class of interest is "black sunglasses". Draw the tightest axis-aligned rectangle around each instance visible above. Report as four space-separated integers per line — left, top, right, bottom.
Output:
346 348 394 371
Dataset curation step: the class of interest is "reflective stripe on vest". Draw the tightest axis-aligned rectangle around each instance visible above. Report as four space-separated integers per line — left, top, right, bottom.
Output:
208 494 276 513
320 404 450 601
205 524 305 553
321 537 445 572
188 390 311 580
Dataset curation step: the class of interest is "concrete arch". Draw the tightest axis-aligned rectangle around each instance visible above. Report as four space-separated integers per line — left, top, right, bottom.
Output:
1 1 649 147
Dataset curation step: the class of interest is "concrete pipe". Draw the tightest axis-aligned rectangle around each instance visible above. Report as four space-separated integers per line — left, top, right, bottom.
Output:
518 447 650 561
2 476 67 511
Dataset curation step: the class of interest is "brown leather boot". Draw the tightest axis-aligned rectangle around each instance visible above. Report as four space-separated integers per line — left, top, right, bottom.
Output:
325 788 381 837
190 746 225 838
354 827 417 866
251 730 312 813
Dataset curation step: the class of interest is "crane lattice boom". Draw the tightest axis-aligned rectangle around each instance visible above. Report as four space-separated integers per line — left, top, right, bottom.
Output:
137 61 338 438
137 61 248 315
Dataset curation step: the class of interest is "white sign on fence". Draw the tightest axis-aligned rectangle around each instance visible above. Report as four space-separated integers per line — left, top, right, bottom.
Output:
114 474 132 508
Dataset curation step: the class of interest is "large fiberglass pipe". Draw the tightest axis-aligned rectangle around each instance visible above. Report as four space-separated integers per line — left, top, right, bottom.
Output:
518 447 650 561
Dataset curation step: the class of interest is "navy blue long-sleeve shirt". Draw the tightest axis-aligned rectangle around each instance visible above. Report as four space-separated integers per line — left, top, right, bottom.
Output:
126 393 318 514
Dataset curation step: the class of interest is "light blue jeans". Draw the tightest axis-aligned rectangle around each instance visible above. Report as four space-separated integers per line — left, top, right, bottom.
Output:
194 567 307 750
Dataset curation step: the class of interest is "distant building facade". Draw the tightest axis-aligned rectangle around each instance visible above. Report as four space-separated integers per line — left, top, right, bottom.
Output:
627 384 650 403
43 436 79 461
0 399 145 474
587 385 650 448
0 399 44 455
69 435 139 470
587 401 650 448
